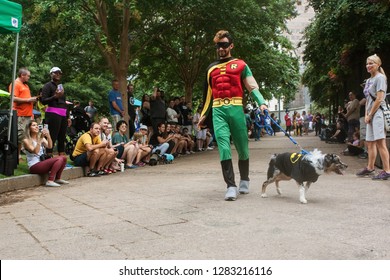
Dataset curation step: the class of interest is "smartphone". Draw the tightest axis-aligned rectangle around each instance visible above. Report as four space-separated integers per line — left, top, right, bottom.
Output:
38 125 43 132
57 84 63 91
44 124 49 130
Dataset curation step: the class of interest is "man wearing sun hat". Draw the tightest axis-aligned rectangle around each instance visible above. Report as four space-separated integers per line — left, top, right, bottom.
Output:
41 67 68 157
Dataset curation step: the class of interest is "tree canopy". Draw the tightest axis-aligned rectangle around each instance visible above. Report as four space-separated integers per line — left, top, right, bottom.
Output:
0 0 300 117
303 0 390 111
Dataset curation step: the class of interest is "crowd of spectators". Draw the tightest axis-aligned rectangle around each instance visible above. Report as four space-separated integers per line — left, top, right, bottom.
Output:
316 91 369 159
9 66 218 182
71 86 217 177
13 68 387 183
63 83 217 178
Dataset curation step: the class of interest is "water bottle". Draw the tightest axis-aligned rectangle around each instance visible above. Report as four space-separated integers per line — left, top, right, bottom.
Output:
120 162 125 172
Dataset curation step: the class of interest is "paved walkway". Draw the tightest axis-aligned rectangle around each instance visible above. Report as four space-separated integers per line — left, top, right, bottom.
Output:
0 133 389 259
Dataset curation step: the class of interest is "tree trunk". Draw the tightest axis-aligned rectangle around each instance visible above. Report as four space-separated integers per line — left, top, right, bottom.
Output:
118 73 129 125
184 83 193 103
92 1 131 129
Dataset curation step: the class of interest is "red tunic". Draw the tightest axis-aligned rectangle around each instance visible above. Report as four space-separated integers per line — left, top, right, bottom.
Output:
209 59 246 99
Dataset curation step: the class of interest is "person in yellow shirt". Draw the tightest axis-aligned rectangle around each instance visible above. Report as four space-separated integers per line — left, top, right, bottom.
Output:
71 122 116 177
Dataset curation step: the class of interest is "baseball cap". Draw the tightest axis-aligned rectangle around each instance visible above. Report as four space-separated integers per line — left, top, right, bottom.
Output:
139 125 148 130
50 67 62 74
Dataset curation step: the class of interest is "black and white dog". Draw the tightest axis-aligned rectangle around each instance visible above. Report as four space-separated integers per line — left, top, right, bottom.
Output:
261 149 348 204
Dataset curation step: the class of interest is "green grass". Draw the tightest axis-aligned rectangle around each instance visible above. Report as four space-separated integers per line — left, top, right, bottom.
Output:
0 157 29 179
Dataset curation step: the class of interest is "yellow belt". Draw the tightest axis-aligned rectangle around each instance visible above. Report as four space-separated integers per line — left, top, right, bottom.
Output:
212 97 243 108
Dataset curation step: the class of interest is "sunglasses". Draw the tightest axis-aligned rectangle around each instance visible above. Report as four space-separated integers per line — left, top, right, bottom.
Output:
215 42 231 49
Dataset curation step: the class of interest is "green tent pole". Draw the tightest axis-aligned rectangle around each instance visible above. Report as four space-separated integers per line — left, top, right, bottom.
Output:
7 32 19 145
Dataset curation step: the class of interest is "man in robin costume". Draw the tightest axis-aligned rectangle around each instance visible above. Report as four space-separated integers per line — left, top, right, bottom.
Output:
198 30 268 201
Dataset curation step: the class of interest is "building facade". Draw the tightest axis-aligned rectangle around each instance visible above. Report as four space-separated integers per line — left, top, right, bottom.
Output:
267 0 315 122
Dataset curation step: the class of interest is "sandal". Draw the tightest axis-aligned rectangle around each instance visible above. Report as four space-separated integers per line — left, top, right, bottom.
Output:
125 164 138 169
87 170 100 177
97 169 109 176
111 165 121 171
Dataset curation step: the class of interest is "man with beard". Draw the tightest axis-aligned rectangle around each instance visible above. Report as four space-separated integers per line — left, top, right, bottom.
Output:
9 67 37 161
198 30 268 201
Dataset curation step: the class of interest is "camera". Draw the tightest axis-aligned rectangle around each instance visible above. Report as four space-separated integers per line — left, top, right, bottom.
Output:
39 154 52 161
38 125 43 132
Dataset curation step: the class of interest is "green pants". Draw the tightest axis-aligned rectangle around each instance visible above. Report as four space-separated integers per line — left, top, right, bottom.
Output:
213 106 249 161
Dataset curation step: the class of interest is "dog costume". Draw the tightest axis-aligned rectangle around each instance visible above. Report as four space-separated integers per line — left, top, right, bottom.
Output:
262 150 348 203
201 57 266 190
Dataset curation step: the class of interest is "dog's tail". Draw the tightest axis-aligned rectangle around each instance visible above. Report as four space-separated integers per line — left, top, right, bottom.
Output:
267 154 277 179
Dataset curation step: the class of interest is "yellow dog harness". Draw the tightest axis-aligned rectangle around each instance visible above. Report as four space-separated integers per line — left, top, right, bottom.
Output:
290 153 302 164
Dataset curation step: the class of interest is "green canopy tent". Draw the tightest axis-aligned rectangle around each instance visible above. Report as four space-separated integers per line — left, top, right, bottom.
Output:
0 0 22 174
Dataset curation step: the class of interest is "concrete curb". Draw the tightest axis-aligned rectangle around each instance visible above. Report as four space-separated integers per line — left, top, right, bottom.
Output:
0 167 84 194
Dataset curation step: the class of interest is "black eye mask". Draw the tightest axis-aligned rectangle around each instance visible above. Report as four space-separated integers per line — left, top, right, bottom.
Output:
215 42 231 49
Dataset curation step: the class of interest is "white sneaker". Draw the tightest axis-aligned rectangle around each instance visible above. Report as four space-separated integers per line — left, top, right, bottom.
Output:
224 186 238 201
238 180 249 194
206 146 214 150
46 181 61 187
55 179 69 185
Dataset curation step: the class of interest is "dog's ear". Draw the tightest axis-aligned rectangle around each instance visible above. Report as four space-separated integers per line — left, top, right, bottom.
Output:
324 154 335 166
326 154 341 165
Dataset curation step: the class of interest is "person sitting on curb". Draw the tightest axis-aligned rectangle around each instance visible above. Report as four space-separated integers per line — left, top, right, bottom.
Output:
325 121 347 143
71 122 116 177
112 120 139 169
23 120 68 187
149 122 172 155
343 131 365 156
180 126 195 154
99 117 120 173
132 125 152 166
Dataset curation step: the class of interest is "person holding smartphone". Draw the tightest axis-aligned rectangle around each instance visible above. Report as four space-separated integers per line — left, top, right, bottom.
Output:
22 120 68 187
41 67 68 157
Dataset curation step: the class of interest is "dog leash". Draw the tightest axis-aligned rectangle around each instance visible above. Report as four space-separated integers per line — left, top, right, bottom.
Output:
263 110 310 155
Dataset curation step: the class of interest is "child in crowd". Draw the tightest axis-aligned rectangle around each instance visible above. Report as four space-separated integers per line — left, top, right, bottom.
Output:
181 127 195 154
344 131 364 156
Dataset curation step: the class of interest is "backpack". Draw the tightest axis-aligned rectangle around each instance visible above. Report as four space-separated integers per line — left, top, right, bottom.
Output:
149 150 174 166
71 107 91 133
